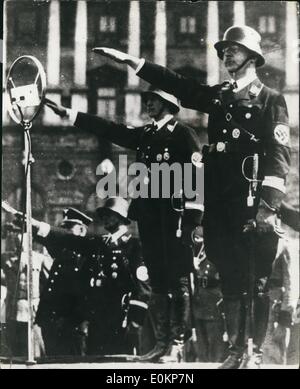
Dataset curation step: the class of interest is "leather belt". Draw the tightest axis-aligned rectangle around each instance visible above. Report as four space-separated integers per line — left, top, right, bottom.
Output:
202 142 256 154
197 277 220 289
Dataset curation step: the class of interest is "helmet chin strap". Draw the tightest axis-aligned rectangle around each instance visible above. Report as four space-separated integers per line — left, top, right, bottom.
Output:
228 56 254 78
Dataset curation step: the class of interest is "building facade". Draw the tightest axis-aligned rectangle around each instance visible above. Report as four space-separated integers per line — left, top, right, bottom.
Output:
2 0 299 239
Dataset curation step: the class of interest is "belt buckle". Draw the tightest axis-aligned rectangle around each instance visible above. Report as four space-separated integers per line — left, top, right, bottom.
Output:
216 142 226 152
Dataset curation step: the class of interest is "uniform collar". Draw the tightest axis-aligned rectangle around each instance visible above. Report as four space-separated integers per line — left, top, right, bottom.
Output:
247 78 264 98
223 77 263 104
152 114 174 131
103 225 128 245
230 70 258 93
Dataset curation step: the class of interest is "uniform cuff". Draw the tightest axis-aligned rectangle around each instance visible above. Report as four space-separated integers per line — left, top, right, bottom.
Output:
135 58 145 74
66 109 79 125
262 176 286 194
261 186 285 211
37 222 51 238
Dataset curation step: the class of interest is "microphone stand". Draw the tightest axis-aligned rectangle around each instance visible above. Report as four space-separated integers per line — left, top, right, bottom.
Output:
5 55 47 366
22 120 36 365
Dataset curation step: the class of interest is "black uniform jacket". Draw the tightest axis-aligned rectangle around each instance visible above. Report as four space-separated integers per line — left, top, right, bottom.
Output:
136 61 291 215
193 256 222 321
73 113 203 286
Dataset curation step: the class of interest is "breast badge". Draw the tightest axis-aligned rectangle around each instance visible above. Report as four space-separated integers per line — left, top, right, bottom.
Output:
163 149 170 161
232 128 240 139
136 265 149 281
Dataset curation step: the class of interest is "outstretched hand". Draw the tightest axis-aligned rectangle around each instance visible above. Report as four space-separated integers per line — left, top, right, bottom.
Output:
92 47 140 68
44 98 68 118
12 213 41 230
92 47 129 63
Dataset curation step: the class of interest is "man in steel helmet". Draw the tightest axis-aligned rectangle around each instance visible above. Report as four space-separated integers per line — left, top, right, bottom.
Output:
45 86 203 362
91 24 291 368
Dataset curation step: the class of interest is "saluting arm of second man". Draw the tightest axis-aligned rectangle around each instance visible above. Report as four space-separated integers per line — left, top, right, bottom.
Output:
74 112 141 150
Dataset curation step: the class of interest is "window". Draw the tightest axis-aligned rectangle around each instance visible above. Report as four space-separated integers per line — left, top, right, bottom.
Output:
259 16 276 34
180 16 196 34
57 160 75 181
99 16 116 33
97 88 116 118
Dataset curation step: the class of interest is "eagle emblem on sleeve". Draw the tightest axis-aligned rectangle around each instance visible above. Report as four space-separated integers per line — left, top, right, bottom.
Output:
274 124 290 145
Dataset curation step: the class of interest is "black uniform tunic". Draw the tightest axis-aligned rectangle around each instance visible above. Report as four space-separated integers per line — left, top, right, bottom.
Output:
73 113 202 292
35 226 150 355
85 232 150 355
136 61 291 296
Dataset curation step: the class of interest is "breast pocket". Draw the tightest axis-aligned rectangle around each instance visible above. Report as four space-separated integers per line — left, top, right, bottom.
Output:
234 101 264 123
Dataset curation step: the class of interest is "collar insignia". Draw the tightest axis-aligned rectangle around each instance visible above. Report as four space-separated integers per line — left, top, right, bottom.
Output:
167 122 177 132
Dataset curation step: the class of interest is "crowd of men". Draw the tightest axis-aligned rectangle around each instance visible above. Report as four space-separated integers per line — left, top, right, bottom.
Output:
1 25 299 368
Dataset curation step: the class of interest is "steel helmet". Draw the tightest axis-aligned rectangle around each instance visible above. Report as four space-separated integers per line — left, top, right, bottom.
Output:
141 87 180 114
214 25 265 67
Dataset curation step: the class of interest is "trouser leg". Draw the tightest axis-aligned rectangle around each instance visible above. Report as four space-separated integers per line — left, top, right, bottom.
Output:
169 279 190 344
253 291 270 351
138 293 170 362
218 296 245 369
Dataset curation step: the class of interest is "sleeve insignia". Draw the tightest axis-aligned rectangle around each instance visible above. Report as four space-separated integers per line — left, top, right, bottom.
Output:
136 265 149 281
167 123 176 132
191 151 203 168
274 124 290 145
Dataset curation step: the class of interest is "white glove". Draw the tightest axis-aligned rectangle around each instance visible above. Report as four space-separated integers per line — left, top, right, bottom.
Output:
92 47 140 68
44 98 68 118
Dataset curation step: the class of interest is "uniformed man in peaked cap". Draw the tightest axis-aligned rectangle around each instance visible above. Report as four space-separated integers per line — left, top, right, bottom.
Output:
91 24 291 368
34 207 94 356
13 200 150 357
45 86 203 362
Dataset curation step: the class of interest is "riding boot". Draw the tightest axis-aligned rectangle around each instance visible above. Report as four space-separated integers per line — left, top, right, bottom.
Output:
167 290 190 362
253 292 270 351
138 293 170 362
239 292 269 369
218 296 245 369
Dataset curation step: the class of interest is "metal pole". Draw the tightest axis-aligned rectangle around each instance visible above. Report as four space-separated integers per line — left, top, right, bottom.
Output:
23 124 35 365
